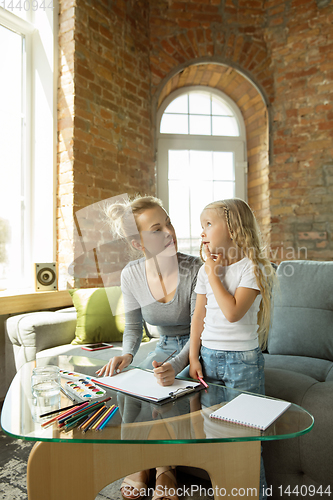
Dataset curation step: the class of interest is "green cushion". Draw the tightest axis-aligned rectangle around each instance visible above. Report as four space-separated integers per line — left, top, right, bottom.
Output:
69 287 125 345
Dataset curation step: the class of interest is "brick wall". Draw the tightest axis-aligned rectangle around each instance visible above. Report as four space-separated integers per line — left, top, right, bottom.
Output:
57 0 333 289
57 0 154 288
266 0 333 261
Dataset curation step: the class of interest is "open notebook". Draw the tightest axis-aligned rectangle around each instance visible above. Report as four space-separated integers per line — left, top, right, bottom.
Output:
93 368 202 404
209 393 291 430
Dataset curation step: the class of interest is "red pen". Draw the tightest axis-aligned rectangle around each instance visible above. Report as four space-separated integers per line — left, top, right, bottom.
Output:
198 377 208 388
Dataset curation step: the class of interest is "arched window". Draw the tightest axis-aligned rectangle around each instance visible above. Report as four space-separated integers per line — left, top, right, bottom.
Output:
157 86 247 255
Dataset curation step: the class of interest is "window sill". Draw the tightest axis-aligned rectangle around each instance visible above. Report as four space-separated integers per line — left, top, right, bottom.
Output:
0 290 73 315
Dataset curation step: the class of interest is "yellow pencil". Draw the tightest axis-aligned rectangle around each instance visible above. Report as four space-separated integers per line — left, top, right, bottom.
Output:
91 405 115 431
79 405 106 432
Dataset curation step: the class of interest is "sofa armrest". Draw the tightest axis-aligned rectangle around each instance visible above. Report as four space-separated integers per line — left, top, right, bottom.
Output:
5 307 77 372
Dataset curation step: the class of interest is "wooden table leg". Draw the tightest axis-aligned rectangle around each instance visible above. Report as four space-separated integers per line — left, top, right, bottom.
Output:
27 440 261 500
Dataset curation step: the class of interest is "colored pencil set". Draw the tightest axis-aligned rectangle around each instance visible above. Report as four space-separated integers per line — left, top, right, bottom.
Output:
40 397 119 432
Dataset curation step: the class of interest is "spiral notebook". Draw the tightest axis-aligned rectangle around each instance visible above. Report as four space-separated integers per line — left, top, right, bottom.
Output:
209 393 291 430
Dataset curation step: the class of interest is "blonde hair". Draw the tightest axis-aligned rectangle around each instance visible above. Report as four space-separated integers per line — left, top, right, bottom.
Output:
104 195 164 257
201 198 276 349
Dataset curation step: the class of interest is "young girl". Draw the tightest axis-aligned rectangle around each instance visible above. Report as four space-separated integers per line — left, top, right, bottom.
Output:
189 198 274 391
189 198 275 500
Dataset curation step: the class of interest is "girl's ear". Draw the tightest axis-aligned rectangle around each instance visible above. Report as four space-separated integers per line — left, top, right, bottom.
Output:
131 238 143 251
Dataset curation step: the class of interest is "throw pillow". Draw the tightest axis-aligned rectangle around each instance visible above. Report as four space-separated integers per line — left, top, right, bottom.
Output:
69 287 125 345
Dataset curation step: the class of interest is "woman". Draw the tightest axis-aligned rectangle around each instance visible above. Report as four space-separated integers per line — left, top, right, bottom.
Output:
97 195 202 500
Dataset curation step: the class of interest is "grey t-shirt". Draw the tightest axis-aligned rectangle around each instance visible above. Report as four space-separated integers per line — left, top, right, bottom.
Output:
121 252 202 375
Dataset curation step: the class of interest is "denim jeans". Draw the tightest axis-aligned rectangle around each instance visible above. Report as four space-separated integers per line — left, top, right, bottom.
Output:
200 345 265 395
139 333 190 370
200 345 267 500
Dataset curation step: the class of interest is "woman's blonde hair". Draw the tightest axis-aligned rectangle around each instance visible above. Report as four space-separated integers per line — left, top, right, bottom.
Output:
201 198 275 349
104 195 164 257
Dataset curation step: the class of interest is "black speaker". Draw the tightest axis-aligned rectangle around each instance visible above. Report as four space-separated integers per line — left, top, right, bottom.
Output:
34 263 58 291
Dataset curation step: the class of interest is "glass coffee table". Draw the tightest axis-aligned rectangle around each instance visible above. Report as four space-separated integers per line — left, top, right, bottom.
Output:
1 355 314 500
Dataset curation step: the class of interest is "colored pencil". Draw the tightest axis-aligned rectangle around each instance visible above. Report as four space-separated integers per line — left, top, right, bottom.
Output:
95 406 116 431
40 401 86 418
55 402 91 425
95 406 115 430
63 415 87 432
198 377 209 388
79 405 107 432
58 397 111 425
91 406 114 431
63 402 106 427
98 406 119 430
41 402 90 428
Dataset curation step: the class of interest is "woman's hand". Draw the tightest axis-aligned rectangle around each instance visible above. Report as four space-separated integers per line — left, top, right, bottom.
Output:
95 354 133 377
189 358 203 380
152 360 175 386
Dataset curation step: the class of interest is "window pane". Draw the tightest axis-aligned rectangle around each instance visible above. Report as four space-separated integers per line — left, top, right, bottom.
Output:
190 150 213 180
189 115 211 135
212 116 239 136
160 113 188 134
190 181 213 239
164 94 188 114
212 97 233 116
168 150 189 180
213 152 235 181
213 181 235 200
0 26 25 289
189 93 211 115
169 180 190 238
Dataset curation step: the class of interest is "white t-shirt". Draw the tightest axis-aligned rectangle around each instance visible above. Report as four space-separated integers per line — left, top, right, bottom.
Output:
195 257 262 351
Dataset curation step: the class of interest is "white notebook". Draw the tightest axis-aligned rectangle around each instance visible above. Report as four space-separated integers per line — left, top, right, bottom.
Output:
209 393 291 430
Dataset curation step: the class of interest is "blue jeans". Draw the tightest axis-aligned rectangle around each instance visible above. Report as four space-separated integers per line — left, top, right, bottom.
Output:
200 345 265 395
201 346 267 500
139 334 190 370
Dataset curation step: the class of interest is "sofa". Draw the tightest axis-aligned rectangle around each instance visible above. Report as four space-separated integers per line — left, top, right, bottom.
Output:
262 260 333 498
5 286 159 387
5 260 333 499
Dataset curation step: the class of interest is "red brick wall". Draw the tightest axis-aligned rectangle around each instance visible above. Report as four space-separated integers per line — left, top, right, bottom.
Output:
266 0 333 261
57 0 333 289
149 0 333 262
57 0 154 287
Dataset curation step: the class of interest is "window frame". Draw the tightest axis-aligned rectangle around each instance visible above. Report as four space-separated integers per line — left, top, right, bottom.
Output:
0 4 57 290
156 86 247 214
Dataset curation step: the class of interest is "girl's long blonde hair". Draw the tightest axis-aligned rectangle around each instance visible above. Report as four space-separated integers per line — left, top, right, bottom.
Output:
201 198 275 349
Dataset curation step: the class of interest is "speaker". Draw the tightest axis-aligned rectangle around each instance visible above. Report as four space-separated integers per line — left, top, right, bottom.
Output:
34 263 58 291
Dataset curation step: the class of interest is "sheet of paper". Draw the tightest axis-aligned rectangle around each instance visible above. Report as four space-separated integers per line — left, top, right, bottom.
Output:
93 368 199 402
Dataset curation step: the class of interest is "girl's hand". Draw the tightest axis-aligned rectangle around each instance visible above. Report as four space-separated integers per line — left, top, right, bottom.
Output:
152 360 175 386
189 359 203 380
203 244 225 277
95 354 132 377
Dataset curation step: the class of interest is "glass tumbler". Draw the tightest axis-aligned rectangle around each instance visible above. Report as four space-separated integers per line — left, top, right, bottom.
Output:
31 365 61 400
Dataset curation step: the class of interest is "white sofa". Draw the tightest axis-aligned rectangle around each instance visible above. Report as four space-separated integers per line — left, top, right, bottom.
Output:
5 306 158 383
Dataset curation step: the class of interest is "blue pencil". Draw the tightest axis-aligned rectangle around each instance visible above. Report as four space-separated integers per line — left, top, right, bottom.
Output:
98 406 119 430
